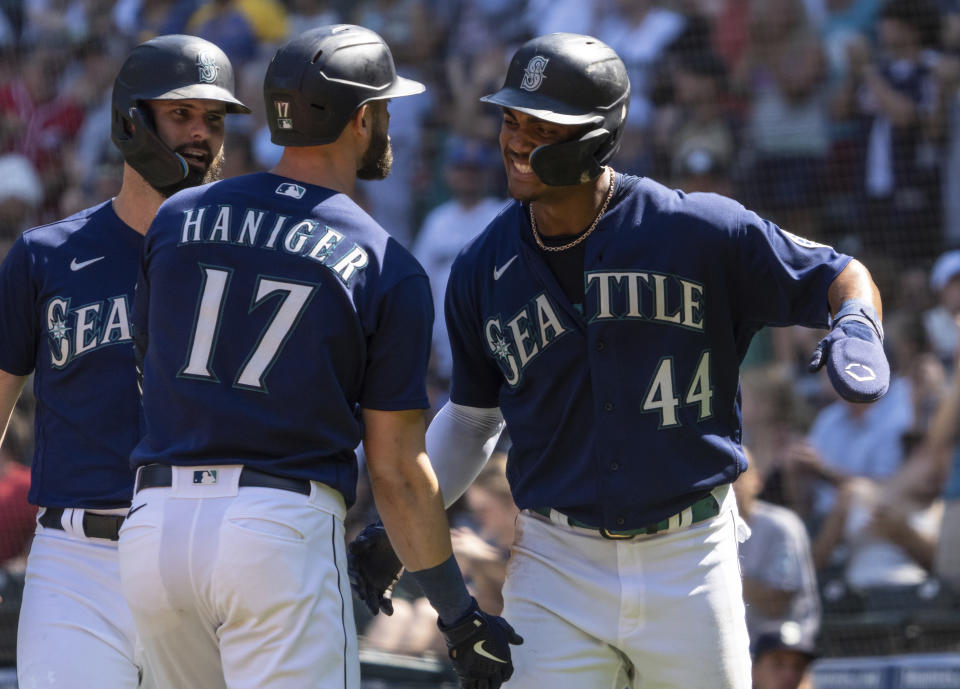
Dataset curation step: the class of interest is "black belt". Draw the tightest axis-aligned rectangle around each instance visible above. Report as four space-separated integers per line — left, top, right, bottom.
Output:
136 464 312 496
532 490 721 540
39 507 125 541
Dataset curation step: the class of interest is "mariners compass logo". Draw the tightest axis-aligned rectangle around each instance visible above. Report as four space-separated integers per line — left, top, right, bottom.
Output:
521 56 549 91
197 52 219 83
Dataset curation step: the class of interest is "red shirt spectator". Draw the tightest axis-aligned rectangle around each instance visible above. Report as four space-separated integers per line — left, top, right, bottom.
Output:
0 458 36 564
0 48 84 175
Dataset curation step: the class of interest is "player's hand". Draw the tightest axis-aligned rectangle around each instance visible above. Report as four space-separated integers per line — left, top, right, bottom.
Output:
808 299 889 403
347 520 403 616
438 599 523 689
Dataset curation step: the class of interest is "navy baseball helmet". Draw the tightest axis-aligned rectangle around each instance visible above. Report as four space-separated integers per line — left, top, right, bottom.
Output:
481 33 630 186
263 24 425 147
111 34 250 189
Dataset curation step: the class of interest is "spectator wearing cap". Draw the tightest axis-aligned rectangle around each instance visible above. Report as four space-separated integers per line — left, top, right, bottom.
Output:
655 50 736 195
924 249 960 369
0 153 42 259
751 621 818 689
411 136 506 409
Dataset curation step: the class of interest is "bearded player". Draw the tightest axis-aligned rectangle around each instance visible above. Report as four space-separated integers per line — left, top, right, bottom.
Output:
349 32 889 688
118 25 519 689
0 35 249 688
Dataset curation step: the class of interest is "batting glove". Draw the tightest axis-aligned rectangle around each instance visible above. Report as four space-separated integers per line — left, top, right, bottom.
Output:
438 599 523 689
347 520 403 616
808 299 889 403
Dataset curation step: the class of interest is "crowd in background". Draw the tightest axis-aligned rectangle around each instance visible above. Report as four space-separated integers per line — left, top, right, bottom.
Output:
3 0 960 685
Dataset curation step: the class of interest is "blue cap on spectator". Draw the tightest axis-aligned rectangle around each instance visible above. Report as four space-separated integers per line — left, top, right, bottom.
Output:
930 250 960 292
445 136 497 169
751 621 817 661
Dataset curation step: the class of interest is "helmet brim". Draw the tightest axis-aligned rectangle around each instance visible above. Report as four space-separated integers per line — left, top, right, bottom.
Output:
376 75 426 99
480 88 603 126
149 84 252 114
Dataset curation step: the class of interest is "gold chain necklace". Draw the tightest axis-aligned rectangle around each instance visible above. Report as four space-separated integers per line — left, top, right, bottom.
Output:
529 167 616 252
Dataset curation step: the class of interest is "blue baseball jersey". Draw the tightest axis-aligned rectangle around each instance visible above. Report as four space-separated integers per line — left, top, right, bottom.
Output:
131 172 433 506
0 202 143 509
446 174 851 529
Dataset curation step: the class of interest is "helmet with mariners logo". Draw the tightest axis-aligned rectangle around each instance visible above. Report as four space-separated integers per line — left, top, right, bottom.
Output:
481 33 630 186
111 34 250 189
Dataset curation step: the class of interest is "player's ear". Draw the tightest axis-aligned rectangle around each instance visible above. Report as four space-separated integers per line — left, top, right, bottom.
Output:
352 104 370 135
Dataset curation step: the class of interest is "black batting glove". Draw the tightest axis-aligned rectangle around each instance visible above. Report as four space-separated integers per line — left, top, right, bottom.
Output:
347 520 403 616
438 599 524 689
808 299 889 403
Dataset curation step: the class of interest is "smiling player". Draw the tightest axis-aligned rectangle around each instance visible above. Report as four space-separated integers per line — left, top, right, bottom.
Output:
349 32 889 689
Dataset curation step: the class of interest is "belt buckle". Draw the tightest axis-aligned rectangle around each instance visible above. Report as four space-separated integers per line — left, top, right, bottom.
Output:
599 527 637 540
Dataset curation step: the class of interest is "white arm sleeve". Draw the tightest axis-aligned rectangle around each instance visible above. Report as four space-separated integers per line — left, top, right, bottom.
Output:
426 401 505 508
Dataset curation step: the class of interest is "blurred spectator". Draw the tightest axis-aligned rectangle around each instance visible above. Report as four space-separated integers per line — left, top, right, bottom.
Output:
711 0 752 79
112 0 199 40
739 364 815 486
0 389 35 570
186 0 263 67
926 335 960 589
595 0 688 174
937 5 960 247
737 0 830 240
285 0 341 39
820 0 884 83
523 0 600 37
0 40 85 209
656 50 736 193
751 621 818 689
348 0 440 72
0 448 33 570
923 249 960 367
0 153 42 258
800 375 914 525
812 440 944 591
411 137 506 406
831 0 943 264
736 453 821 646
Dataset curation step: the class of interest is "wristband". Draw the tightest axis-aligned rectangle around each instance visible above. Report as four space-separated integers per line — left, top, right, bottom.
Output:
408 553 473 626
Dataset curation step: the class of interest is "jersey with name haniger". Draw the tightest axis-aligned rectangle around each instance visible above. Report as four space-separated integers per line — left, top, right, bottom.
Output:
0 202 143 508
131 172 432 506
446 173 851 529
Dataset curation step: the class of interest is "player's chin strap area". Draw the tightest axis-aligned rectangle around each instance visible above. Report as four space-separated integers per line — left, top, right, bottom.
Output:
116 106 190 189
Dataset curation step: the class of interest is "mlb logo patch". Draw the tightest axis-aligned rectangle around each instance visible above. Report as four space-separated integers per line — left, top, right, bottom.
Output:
275 100 293 130
275 183 306 199
194 470 218 484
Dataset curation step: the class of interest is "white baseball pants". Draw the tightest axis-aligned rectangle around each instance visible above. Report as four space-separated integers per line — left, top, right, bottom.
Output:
502 485 752 689
117 466 359 689
17 509 151 689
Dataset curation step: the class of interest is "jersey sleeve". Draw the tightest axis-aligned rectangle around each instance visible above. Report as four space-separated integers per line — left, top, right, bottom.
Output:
446 257 503 407
734 208 851 328
360 274 433 411
0 236 39 375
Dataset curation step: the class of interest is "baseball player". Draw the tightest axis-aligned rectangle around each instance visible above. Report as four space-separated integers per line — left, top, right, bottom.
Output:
348 33 890 688
118 25 520 689
0 35 249 688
